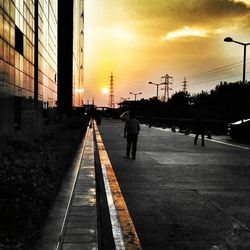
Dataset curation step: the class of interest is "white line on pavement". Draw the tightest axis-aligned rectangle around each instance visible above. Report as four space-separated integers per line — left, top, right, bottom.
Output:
205 138 250 150
101 163 126 250
142 125 250 150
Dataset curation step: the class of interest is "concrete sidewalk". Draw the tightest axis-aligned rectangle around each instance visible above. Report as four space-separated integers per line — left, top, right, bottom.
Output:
36 125 98 250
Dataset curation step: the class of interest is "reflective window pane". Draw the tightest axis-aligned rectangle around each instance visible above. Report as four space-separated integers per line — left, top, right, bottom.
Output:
3 15 10 42
3 0 9 14
0 59 3 80
10 1 15 21
10 23 15 47
0 9 3 38
9 46 15 66
0 39 3 59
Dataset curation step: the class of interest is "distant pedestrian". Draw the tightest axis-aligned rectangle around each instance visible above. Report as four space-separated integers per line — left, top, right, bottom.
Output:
124 111 140 159
194 110 205 146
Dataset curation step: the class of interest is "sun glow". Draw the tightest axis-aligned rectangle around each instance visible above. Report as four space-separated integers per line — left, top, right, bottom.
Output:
102 87 109 95
163 26 208 41
84 0 250 106
107 27 136 42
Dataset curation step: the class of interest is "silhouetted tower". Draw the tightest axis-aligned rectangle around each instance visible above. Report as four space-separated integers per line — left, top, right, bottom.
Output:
161 74 173 101
108 72 115 108
183 77 187 92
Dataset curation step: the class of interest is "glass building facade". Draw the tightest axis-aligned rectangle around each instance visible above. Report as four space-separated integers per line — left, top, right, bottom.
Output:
72 0 84 107
37 0 57 107
0 0 57 133
0 0 84 133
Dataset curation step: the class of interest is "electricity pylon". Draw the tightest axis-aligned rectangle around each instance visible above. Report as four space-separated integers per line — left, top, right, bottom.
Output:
161 74 173 101
108 72 115 108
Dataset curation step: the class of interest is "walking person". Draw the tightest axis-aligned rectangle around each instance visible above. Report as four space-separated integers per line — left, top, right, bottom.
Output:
194 109 205 146
124 111 140 159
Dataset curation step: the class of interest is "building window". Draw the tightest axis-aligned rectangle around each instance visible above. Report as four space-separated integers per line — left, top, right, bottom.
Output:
15 25 23 55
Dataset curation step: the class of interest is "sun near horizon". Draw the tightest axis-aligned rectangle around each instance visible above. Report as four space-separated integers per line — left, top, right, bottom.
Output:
84 0 250 106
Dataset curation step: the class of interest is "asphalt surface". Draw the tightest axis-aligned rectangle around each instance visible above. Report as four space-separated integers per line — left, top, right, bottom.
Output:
98 119 250 250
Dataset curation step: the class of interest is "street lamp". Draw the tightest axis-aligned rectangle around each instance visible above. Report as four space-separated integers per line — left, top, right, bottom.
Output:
224 37 250 83
129 92 142 101
120 97 130 102
148 81 162 99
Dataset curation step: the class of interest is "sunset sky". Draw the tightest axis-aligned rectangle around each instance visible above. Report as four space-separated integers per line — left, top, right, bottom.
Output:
84 0 250 106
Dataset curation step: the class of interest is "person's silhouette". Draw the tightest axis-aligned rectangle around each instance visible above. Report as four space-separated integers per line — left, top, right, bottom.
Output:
124 111 140 159
194 110 205 146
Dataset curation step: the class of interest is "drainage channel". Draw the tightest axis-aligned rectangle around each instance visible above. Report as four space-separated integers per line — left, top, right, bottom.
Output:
56 120 98 250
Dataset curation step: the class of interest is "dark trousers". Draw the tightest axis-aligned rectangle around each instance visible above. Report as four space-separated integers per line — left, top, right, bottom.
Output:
126 133 138 158
194 129 205 145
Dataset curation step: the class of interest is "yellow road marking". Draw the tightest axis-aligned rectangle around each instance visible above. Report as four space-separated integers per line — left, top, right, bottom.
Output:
94 121 142 250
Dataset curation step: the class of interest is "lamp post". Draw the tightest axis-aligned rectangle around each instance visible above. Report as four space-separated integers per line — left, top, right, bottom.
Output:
129 92 142 101
120 97 130 102
148 81 162 99
224 37 250 83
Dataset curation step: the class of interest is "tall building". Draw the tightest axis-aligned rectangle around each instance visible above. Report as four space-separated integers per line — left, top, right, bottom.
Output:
0 0 57 133
73 0 84 107
57 0 84 116
0 0 84 133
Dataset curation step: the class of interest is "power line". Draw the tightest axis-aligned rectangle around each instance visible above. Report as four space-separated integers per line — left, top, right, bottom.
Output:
174 59 250 89
187 61 245 78
181 56 220 71
174 59 250 82
190 70 250 87
174 70 250 90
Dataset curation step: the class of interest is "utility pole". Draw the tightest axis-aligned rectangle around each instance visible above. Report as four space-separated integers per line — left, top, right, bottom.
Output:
108 72 115 108
161 74 173 101
183 77 187 92
148 81 163 99
129 92 142 101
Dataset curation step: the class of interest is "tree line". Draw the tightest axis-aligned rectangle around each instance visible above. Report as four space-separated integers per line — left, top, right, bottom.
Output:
118 81 250 133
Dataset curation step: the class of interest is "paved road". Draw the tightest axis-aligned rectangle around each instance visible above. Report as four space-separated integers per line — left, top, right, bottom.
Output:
98 119 250 250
